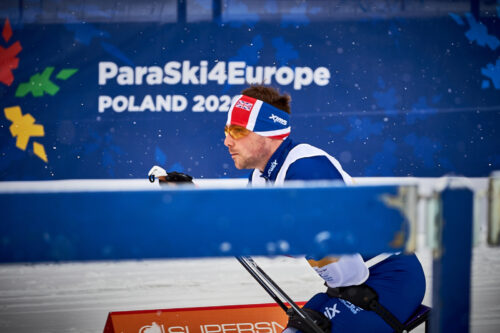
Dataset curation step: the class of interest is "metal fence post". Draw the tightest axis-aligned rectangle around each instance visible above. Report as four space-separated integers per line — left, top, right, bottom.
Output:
431 188 473 332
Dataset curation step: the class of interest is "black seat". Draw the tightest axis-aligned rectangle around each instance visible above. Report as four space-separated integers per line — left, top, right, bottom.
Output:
401 304 431 332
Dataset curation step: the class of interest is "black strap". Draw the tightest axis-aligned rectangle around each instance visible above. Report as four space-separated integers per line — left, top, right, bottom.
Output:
327 285 407 333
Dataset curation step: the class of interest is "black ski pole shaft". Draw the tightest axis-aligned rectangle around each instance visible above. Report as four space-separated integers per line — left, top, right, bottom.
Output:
236 256 289 312
243 257 309 317
237 256 326 333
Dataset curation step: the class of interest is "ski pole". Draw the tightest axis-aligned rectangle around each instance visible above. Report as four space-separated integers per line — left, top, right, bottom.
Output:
236 256 288 312
237 256 326 333
241 257 317 325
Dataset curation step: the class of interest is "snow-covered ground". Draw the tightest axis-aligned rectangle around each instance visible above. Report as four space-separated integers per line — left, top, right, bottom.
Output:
0 246 499 333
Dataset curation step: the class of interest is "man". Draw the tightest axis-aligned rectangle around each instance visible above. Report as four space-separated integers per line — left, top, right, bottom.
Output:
224 86 425 333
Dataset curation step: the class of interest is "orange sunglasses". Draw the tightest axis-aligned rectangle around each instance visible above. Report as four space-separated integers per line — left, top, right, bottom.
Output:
224 125 251 139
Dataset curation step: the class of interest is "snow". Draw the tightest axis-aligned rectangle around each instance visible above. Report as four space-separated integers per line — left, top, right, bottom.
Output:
0 248 499 332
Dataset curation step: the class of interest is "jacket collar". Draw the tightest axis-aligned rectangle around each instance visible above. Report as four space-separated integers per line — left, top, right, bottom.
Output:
260 138 295 182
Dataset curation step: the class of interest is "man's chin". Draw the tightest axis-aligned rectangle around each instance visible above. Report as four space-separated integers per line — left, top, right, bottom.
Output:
233 160 247 170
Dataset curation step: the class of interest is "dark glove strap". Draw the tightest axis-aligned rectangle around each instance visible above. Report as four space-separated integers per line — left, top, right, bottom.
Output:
326 284 378 310
286 307 331 333
326 285 406 333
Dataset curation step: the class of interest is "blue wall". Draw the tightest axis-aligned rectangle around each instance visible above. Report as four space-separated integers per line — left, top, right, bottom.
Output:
1 3 499 180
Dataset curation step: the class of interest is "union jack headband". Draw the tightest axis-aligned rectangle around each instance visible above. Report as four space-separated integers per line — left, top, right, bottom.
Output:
226 95 291 140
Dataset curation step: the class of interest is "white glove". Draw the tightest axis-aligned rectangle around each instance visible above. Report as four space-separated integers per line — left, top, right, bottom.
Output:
148 165 167 183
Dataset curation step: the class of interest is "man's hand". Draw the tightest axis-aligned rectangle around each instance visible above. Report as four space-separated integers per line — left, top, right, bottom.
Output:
161 171 193 184
148 165 194 184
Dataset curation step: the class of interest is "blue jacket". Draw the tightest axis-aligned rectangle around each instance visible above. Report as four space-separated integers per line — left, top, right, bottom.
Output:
248 138 350 185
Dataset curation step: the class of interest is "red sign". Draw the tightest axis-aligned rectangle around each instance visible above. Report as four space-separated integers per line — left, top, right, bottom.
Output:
104 302 305 333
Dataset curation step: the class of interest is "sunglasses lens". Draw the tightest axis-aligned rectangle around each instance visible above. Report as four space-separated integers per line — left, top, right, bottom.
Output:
232 127 247 139
225 125 250 139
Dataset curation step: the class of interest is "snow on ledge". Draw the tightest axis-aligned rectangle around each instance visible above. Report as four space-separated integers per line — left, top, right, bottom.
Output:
0 177 488 193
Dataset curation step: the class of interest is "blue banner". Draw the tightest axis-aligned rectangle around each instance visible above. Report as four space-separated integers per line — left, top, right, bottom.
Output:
0 185 408 262
0 10 499 180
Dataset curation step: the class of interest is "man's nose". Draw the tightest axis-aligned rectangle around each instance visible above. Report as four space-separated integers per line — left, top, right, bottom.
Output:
224 135 233 147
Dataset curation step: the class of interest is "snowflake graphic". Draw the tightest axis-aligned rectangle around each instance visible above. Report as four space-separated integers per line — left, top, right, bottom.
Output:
0 18 22 86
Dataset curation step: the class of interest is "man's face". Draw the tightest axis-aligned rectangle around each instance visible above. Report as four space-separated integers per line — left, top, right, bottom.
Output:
224 127 269 170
